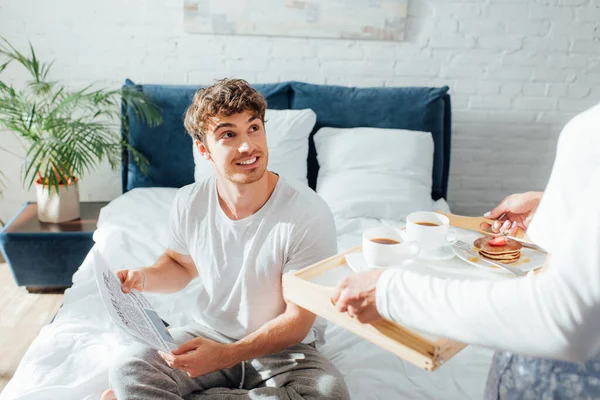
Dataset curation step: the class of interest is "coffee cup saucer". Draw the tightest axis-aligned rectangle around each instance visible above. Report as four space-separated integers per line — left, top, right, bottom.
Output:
345 252 406 273
398 227 455 261
416 245 455 261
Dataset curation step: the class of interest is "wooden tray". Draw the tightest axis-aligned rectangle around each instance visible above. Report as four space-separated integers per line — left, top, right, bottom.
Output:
436 211 526 238
282 212 522 371
282 245 466 371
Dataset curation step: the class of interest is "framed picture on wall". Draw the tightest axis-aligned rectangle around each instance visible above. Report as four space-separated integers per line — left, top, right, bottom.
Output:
183 0 408 42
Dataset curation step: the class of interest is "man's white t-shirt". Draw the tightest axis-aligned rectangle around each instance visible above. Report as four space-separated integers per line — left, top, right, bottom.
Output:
168 175 337 343
375 102 600 361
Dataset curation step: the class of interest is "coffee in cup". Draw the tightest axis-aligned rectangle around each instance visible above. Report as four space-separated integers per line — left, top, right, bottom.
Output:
370 238 401 245
415 222 440 227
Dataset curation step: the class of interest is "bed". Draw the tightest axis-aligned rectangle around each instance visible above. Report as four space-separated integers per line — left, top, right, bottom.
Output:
1 81 498 400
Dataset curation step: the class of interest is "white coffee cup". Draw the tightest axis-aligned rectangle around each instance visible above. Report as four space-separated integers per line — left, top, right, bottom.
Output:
403 211 456 254
362 227 420 268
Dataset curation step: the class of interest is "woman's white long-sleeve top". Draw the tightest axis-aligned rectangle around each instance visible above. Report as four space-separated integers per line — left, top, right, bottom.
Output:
376 103 600 362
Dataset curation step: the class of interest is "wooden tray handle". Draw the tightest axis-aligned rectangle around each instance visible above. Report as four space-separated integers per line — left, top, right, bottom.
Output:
435 211 526 238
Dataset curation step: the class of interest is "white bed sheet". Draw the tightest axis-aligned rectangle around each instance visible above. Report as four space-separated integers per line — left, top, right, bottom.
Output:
1 189 495 400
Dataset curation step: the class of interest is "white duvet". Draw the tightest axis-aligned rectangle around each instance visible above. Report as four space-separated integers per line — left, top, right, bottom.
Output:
1 188 494 400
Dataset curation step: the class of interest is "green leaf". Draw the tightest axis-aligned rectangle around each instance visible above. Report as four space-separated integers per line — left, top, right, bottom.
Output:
0 60 10 74
0 36 162 196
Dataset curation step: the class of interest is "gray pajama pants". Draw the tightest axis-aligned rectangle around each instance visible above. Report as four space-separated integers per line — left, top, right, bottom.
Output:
108 323 350 400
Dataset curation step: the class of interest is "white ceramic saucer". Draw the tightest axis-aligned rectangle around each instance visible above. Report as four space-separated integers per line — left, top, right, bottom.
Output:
344 252 406 273
398 227 456 261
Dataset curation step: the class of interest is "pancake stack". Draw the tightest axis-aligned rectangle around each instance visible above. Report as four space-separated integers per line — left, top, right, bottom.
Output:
473 237 523 264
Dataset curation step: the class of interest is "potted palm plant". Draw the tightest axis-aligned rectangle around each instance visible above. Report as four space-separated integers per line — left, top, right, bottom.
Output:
0 38 161 222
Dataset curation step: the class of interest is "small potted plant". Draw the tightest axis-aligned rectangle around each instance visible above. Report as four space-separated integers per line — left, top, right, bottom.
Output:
0 38 161 222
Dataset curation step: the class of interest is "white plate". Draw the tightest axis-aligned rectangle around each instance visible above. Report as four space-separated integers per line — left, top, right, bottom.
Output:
452 232 546 274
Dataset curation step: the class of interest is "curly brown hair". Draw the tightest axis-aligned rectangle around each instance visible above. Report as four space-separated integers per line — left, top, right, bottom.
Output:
184 78 267 144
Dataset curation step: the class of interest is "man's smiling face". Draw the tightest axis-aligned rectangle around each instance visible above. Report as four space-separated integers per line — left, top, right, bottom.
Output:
196 110 269 184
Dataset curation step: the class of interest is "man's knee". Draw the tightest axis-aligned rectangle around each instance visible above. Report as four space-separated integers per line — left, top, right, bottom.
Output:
284 370 349 400
109 344 161 384
313 371 350 400
292 347 350 399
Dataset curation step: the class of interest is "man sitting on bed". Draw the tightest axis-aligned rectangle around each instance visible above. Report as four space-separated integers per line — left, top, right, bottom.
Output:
101 79 350 400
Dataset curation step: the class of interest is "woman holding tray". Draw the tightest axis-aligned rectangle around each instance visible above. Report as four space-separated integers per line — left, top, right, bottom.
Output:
332 102 600 399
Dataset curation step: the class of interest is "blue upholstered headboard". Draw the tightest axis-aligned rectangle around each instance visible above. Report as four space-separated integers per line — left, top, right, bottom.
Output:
121 80 452 200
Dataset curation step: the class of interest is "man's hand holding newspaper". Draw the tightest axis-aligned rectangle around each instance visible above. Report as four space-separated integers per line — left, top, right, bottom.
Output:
115 269 145 293
93 251 177 353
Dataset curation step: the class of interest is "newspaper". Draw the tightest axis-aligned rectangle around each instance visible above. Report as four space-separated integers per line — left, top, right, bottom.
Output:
93 251 177 352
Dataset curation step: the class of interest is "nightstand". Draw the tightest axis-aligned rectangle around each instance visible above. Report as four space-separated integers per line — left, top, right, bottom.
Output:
0 202 107 292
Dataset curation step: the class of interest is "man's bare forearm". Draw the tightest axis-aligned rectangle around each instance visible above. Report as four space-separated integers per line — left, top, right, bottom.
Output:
222 303 316 366
141 250 198 293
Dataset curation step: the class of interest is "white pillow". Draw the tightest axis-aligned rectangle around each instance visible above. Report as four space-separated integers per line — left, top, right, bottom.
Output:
193 109 317 185
314 127 434 220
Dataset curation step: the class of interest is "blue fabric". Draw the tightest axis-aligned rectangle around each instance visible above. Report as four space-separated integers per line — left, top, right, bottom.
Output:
121 80 452 200
485 350 600 400
122 80 291 192
289 81 451 200
0 231 94 287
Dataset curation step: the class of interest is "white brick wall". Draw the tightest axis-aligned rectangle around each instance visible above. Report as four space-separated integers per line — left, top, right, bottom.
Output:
0 0 599 224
